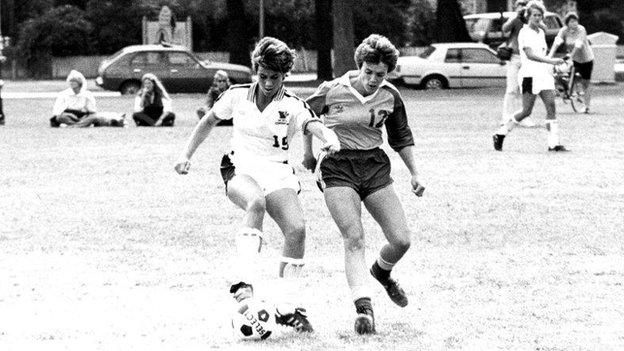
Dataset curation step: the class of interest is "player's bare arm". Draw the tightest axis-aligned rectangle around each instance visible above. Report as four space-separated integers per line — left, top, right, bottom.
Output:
174 110 220 174
397 145 425 197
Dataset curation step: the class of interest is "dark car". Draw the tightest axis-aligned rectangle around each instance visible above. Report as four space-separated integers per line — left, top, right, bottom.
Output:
96 44 253 94
464 11 563 49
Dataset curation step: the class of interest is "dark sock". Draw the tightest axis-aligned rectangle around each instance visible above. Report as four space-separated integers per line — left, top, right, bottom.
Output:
371 261 391 282
354 297 373 315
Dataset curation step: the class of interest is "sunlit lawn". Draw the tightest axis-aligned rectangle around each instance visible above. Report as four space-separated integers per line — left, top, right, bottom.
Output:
1 85 623 350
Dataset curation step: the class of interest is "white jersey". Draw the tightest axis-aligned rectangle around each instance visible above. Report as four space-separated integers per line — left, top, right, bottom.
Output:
212 83 320 166
518 24 551 79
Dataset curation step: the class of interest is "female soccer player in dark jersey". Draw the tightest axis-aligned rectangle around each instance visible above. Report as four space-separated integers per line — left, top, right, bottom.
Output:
304 34 425 334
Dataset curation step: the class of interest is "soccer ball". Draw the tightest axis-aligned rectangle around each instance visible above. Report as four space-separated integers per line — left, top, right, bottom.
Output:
231 299 275 340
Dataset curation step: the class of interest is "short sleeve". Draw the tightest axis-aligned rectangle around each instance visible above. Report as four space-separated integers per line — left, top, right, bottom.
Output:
211 88 235 120
85 92 97 113
518 28 528 50
287 97 320 135
305 81 333 116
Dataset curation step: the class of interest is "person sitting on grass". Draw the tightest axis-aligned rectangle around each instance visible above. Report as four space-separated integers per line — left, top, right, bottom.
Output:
50 70 125 128
132 73 175 127
197 70 230 120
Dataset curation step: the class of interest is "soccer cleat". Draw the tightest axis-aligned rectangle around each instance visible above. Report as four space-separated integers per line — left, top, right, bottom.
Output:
354 301 375 334
230 282 254 303
548 145 570 152
370 267 408 307
275 307 314 332
493 134 505 151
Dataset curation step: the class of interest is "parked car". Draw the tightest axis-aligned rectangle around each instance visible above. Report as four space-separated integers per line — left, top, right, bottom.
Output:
388 43 507 89
96 44 253 94
464 11 563 49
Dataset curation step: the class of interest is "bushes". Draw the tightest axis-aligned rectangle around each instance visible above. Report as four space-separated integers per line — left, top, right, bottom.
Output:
16 5 92 77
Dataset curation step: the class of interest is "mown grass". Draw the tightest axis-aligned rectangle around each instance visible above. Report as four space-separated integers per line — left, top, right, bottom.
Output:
1 86 623 350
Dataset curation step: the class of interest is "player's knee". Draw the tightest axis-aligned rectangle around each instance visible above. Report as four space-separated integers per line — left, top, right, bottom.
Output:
393 235 411 254
343 230 365 252
246 196 266 215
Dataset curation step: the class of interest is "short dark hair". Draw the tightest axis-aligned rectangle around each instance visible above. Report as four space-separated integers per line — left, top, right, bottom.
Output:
251 37 295 74
353 34 399 73
564 12 579 25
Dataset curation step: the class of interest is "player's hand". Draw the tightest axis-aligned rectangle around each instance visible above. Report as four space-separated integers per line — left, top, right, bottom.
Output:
174 157 191 175
553 58 565 66
411 176 425 197
321 130 341 155
302 154 317 171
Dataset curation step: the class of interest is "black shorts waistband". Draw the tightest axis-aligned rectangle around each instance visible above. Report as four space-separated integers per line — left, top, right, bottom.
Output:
332 148 382 156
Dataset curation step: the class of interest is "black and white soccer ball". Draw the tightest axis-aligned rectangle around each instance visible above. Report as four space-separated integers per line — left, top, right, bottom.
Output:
231 299 275 340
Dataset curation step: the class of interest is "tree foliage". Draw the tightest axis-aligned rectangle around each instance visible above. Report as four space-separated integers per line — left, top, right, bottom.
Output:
17 5 92 76
576 0 624 44
85 0 143 55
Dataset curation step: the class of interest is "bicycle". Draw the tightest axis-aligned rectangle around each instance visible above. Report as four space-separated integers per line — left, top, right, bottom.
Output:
553 57 587 113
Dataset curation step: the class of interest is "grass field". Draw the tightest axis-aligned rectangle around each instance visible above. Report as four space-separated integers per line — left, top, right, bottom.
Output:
1 85 623 350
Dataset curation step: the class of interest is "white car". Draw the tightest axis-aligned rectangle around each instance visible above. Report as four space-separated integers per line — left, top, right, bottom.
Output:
389 43 507 89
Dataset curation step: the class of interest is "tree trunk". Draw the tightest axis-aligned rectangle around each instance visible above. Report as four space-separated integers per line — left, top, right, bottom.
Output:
435 0 471 43
315 0 332 80
226 0 250 67
332 0 355 77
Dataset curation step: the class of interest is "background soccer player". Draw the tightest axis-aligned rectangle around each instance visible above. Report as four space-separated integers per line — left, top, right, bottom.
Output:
304 34 425 335
174 36 340 333
493 1 566 152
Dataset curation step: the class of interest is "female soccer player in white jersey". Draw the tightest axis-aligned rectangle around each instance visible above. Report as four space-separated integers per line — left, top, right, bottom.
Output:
303 34 425 334
493 0 567 152
174 37 340 333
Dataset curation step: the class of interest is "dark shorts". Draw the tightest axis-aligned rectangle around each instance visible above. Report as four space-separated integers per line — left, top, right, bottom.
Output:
220 153 236 192
573 60 593 80
521 77 533 95
319 148 393 200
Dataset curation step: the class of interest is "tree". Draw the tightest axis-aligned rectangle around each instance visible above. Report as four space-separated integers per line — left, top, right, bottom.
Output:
435 0 471 43
315 0 332 80
226 0 251 66
17 5 92 77
406 0 436 46
576 0 624 43
85 0 142 55
332 0 354 76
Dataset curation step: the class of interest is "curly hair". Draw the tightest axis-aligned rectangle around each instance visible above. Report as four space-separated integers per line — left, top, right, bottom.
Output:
525 0 546 17
353 34 400 73
251 37 296 74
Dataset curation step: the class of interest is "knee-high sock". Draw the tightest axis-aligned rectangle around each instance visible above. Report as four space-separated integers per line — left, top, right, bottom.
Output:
546 120 560 147
233 227 263 286
496 114 519 135
275 257 305 311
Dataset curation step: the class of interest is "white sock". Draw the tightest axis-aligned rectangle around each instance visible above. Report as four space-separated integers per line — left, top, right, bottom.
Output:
233 227 263 285
546 120 560 147
376 256 395 271
275 257 305 311
496 115 518 135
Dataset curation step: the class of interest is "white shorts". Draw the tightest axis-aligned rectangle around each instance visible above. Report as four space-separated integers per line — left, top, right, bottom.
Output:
221 154 300 195
518 74 555 95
